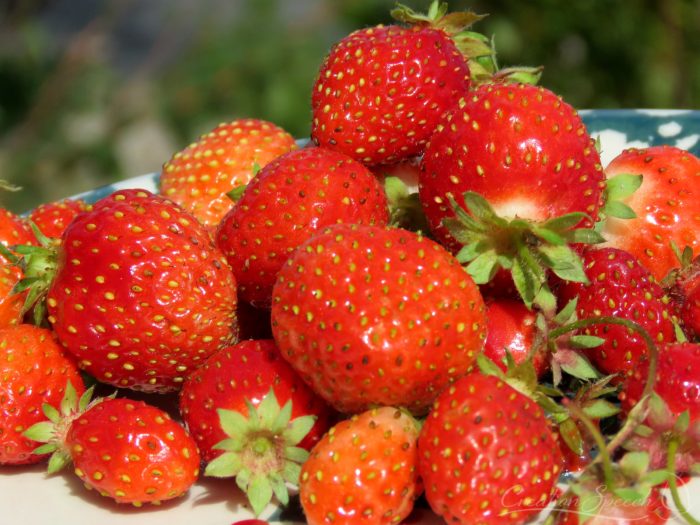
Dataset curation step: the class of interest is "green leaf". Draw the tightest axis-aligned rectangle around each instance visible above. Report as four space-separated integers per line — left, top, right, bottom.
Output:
31 443 57 455
384 176 409 204
455 240 484 264
558 418 584 455
605 173 643 201
286 416 316 447
42 403 60 424
248 475 274 516
22 421 54 443
538 244 588 283
218 408 250 438
271 399 293 434
582 399 620 419
226 184 248 203
77 385 96 412
511 257 537 308
554 297 578 324
283 461 303 485
569 335 605 349
257 389 281 430
46 451 71 474
532 284 557 315
212 437 243 452
604 200 637 219
560 353 600 380
530 226 565 246
465 249 499 284
542 212 589 232
204 451 243 478
578 489 603 519
462 191 506 226
643 470 671 487
476 354 506 379
269 473 289 506
674 411 691 433
564 228 606 245
448 195 488 233
615 485 650 505
284 446 310 465
674 321 688 343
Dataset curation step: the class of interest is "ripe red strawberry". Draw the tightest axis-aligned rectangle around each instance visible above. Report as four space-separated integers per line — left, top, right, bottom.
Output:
0 208 36 266
179 339 334 463
26 391 200 505
271 223 487 415
299 407 421 525
160 119 297 229
666 251 700 339
419 83 605 253
0 263 24 327
601 145 700 281
216 147 390 307
0 324 85 465
311 4 479 166
619 342 700 473
556 247 675 378
417 372 562 524
483 297 549 377
27 198 89 238
44 189 238 392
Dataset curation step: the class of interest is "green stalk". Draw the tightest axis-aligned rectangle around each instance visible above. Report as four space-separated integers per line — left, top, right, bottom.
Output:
667 438 700 525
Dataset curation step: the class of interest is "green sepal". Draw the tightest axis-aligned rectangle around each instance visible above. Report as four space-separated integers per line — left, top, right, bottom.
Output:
643 469 672 487
554 297 578 325
46 450 71 474
674 410 691 434
559 351 600 380
465 249 499 284
569 335 605 349
619 451 651 481
582 399 620 420
286 416 317 447
227 184 247 203
23 421 55 443
538 244 589 283
605 173 643 201
248 476 274 517
615 485 651 505
604 201 637 219
674 321 688 343
564 228 606 245
217 408 249 439
476 353 507 379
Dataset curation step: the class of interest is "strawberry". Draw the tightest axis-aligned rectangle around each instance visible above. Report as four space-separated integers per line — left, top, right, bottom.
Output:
216 147 390 308
601 145 700 282
43 189 238 392
0 324 85 465
419 83 605 253
665 249 700 339
299 407 421 525
26 389 200 506
619 342 700 473
160 119 297 229
0 263 24 327
179 339 334 463
483 297 549 377
311 3 491 166
555 247 675 378
27 198 89 239
271 223 487 415
0 208 35 253
417 372 562 524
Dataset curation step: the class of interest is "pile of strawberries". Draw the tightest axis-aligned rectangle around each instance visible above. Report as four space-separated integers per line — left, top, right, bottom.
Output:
2 2 700 524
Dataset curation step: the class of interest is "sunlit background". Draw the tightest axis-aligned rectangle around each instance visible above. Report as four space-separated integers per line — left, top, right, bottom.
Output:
1 0 699 213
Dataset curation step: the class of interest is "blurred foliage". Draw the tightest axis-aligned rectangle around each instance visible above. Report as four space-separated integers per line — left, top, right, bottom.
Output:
0 0 698 213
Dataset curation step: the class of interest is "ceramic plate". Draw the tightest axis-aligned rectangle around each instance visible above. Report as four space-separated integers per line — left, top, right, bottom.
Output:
3 109 700 525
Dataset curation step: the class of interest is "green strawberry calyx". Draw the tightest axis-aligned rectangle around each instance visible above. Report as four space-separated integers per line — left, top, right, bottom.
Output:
391 1 542 86
23 381 104 474
445 191 605 312
204 388 316 517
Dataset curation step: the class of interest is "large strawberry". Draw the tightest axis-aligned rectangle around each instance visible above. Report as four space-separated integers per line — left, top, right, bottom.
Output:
179 339 333 463
271 223 486 415
417 372 562 524
26 388 200 506
299 406 421 525
43 189 238 392
601 145 700 281
216 147 389 308
556 247 675 379
0 324 85 465
160 119 297 229
310 2 537 166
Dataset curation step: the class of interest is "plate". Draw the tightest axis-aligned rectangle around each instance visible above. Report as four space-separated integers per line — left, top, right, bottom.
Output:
3 109 700 525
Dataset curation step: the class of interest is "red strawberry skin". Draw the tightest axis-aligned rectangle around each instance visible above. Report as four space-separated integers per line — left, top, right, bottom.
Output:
557 247 675 378
418 372 562 525
66 397 200 505
0 263 24 327
602 145 700 281
483 297 549 377
0 208 35 261
161 119 297 229
0 324 85 465
299 407 421 525
46 189 238 393
311 24 470 166
419 84 605 251
667 255 700 338
28 198 89 239
216 147 389 308
271 224 487 415
179 339 334 463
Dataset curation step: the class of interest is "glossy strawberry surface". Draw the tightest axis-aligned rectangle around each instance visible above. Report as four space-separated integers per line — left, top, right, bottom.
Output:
46 189 238 392
28 198 89 238
271 224 486 415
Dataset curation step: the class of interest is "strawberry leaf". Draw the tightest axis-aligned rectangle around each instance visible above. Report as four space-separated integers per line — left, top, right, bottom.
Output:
205 451 243 478
605 173 643 201
604 200 637 219
538 244 589 283
569 334 605 349
465 249 499 284
249 475 274 517
582 399 620 419
554 297 578 324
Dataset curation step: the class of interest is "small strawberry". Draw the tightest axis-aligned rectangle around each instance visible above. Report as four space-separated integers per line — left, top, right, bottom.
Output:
299 407 421 525
311 2 538 166
417 372 562 524
556 247 675 379
216 147 389 308
271 223 487 415
160 119 297 229
0 208 36 268
40 189 238 392
27 198 89 239
0 324 85 465
483 297 549 377
26 388 200 506
179 339 334 463
665 247 700 339
619 342 700 473
601 145 700 281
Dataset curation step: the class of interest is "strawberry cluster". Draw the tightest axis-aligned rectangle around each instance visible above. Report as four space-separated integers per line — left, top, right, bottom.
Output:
1 2 700 524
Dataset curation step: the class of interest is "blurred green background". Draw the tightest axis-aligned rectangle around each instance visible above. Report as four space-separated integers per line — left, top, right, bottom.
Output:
1 0 699 213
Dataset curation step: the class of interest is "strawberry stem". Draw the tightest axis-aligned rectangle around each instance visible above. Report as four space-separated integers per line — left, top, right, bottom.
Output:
667 438 700 525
